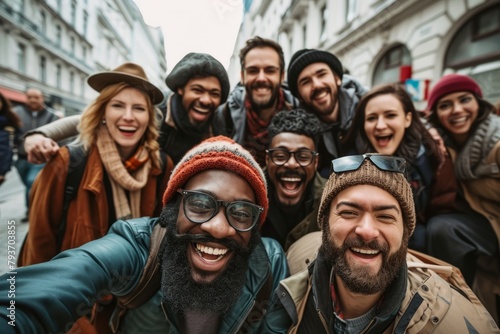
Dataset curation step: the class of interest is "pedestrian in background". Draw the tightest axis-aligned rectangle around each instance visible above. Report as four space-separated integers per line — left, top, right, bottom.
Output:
0 92 21 186
12 88 58 220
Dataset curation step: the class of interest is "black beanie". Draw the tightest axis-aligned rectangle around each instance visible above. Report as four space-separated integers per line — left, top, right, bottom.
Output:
165 52 230 103
287 49 344 98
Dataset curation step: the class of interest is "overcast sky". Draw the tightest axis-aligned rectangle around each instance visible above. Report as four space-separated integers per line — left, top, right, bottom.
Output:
134 0 244 73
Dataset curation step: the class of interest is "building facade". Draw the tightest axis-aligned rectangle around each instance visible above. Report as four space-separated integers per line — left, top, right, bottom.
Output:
0 0 167 116
230 0 500 107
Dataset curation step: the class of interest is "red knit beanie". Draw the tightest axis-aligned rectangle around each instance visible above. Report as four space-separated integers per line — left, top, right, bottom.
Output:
427 74 482 111
162 136 268 226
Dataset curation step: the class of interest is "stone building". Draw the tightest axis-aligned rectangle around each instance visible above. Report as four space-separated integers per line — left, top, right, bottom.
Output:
0 0 167 115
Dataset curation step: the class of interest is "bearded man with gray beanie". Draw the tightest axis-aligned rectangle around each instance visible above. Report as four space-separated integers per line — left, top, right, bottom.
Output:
0 136 292 334
287 49 368 177
278 154 499 333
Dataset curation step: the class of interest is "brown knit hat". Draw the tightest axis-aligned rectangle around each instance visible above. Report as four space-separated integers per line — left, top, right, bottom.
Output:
318 159 415 236
162 136 268 225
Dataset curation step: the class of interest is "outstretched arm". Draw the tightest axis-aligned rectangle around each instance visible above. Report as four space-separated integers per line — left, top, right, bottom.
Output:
24 115 81 163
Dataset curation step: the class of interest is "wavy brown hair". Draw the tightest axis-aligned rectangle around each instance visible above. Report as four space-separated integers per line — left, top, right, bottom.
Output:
343 83 441 171
77 82 160 168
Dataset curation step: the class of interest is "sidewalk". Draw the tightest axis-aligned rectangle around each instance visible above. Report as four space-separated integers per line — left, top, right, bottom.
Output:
0 169 29 275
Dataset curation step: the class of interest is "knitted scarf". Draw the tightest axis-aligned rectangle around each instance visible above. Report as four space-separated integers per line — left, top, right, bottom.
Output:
244 89 285 166
96 126 151 219
455 114 500 180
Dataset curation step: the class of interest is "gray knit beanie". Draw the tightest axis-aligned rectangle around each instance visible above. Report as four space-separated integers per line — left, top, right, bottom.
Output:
287 49 344 98
318 159 416 236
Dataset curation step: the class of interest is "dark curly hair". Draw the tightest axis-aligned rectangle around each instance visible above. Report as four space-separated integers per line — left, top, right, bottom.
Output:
268 109 322 148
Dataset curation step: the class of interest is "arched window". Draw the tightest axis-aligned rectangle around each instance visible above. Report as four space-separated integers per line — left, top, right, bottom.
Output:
444 4 500 102
372 45 411 86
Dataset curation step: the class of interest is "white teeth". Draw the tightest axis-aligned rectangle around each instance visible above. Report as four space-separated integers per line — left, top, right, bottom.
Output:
352 247 379 255
450 117 467 124
281 177 301 182
118 126 137 131
195 243 228 256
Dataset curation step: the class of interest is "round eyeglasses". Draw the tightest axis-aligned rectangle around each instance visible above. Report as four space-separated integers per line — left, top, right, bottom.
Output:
266 148 318 167
177 189 263 232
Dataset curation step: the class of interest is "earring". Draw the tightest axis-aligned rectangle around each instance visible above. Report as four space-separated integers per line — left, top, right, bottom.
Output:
102 119 106 125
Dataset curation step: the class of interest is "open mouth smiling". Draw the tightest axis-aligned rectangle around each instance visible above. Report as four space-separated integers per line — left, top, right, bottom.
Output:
193 242 229 262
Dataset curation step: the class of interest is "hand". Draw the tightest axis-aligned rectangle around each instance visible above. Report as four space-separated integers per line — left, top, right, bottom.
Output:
24 134 60 164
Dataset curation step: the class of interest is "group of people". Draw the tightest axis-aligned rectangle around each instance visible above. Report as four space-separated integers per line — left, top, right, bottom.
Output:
0 35 499 333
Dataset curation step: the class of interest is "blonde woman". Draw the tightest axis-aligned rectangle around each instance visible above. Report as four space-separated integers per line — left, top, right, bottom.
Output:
19 63 172 266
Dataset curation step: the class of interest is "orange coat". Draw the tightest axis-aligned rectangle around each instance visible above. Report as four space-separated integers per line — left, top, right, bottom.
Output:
19 145 171 266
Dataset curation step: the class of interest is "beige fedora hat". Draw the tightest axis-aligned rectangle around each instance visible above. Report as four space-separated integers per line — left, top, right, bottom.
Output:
87 62 164 104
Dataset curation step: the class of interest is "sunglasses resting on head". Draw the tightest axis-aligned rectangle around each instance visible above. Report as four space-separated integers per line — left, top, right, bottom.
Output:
331 154 406 175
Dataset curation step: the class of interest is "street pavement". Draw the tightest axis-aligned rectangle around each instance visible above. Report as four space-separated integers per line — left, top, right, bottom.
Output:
0 168 29 275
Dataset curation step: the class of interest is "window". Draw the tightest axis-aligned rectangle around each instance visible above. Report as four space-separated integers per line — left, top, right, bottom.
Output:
16 43 26 72
71 0 77 25
83 11 88 35
70 37 75 55
40 56 47 82
302 25 307 48
70 72 75 93
57 0 62 13
445 4 500 68
372 44 412 86
40 11 46 34
56 64 62 88
82 46 87 60
56 25 62 46
320 4 328 42
346 0 358 23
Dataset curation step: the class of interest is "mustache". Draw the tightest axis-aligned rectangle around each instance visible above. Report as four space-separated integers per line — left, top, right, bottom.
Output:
343 235 389 254
172 232 249 253
277 170 306 182
311 87 330 100
251 82 272 89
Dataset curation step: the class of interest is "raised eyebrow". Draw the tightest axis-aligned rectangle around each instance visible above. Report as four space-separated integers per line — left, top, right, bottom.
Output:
189 189 254 204
335 201 362 211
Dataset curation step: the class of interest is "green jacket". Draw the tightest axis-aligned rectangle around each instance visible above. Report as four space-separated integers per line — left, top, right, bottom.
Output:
0 218 291 334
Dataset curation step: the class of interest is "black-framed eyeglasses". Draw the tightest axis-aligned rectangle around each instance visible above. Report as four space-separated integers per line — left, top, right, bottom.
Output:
266 148 318 167
331 154 406 174
177 189 264 232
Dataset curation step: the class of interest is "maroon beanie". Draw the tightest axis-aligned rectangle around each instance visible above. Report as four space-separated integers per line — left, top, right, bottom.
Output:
427 74 482 111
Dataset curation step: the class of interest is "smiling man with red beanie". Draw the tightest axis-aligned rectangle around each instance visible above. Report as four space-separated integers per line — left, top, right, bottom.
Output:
0 136 291 334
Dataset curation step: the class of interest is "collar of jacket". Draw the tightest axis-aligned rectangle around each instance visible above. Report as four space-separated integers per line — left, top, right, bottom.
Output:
311 249 407 333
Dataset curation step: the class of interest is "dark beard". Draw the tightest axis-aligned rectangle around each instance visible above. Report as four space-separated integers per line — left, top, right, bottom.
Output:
158 200 260 315
246 83 280 110
321 228 407 295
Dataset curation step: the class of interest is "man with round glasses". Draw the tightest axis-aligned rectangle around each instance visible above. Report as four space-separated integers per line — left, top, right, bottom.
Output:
279 155 499 333
261 109 327 251
0 136 291 333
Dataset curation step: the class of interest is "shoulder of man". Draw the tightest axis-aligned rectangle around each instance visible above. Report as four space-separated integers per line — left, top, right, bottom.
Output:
107 217 159 252
400 250 499 332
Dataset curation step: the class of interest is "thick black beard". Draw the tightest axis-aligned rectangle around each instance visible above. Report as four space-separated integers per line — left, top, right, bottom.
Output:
321 228 407 295
158 200 260 315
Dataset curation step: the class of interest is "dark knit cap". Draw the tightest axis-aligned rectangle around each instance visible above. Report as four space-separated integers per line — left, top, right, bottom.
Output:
426 74 483 112
287 49 344 98
318 159 415 236
165 52 230 103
